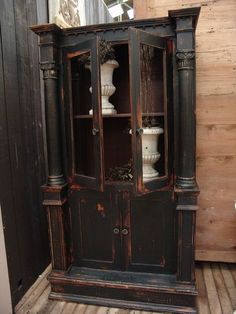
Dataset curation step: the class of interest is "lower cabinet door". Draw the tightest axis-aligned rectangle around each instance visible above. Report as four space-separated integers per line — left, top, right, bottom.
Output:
70 190 122 270
70 190 176 274
124 191 176 274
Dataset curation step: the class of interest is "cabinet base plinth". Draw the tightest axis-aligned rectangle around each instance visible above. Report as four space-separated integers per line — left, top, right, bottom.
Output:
48 267 197 313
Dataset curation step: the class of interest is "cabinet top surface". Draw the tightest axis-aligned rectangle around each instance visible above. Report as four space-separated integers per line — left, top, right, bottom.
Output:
31 7 201 36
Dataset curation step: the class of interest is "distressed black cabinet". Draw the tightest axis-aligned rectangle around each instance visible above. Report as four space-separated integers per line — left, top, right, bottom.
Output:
32 7 200 313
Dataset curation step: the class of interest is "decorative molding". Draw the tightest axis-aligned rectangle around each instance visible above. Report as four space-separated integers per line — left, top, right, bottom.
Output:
176 205 198 211
61 19 172 37
176 49 195 70
168 7 201 28
49 0 86 28
40 61 58 70
59 0 80 27
176 50 195 60
42 69 59 80
175 177 197 189
40 61 59 79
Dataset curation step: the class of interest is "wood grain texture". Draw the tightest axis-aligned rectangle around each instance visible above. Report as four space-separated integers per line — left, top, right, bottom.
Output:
74 304 88 314
196 250 236 263
211 264 233 314
15 265 51 314
134 0 236 262
221 264 236 309
61 302 77 313
0 0 50 306
203 263 222 314
196 267 210 314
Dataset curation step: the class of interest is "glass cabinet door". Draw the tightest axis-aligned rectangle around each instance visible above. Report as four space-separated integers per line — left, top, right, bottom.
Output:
129 28 169 194
64 38 104 190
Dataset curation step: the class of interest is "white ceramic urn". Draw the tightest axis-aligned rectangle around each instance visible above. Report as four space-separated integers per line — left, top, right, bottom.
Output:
87 59 119 115
141 127 164 182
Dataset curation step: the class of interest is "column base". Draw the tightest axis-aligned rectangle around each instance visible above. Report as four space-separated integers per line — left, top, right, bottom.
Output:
175 177 197 189
47 174 65 186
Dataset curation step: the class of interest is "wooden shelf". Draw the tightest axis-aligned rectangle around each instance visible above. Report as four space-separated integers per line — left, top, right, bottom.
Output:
73 115 92 119
73 113 130 119
73 112 164 119
142 112 164 116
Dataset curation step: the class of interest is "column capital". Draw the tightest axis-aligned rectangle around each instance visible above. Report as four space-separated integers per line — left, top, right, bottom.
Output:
176 49 195 60
176 49 195 71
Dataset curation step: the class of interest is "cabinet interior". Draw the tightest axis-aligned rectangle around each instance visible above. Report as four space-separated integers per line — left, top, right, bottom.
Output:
70 42 166 182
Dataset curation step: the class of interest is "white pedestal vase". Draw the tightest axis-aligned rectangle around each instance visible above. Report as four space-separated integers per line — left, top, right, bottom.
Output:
141 127 164 182
87 59 119 115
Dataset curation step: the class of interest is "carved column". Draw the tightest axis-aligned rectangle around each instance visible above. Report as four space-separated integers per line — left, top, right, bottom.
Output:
169 8 200 284
42 62 65 186
34 25 65 186
31 24 71 271
175 48 196 188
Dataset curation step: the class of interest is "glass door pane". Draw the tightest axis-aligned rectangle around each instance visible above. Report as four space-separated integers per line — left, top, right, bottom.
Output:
65 38 104 190
102 43 133 185
129 28 168 194
71 52 94 178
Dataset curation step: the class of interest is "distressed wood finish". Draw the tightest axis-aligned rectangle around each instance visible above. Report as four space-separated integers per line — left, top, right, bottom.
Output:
134 0 236 262
31 7 200 313
39 23 65 186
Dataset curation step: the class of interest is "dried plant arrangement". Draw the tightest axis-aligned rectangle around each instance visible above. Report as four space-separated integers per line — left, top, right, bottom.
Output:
98 39 115 64
77 39 115 65
106 162 133 182
142 116 161 128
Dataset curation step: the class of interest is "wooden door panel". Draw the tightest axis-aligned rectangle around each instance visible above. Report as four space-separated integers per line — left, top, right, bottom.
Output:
131 200 165 265
126 192 176 273
70 190 121 269
80 198 112 261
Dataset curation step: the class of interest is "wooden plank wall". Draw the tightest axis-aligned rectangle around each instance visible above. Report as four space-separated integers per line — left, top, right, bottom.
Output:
134 0 236 262
0 0 50 306
84 0 113 25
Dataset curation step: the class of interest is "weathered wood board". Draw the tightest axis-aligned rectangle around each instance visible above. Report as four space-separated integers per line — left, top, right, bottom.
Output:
134 0 236 262
0 0 50 306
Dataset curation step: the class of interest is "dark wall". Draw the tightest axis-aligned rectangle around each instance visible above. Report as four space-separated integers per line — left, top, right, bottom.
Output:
0 0 50 307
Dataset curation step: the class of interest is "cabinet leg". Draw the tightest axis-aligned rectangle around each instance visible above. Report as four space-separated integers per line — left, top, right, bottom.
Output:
176 202 198 283
42 185 71 271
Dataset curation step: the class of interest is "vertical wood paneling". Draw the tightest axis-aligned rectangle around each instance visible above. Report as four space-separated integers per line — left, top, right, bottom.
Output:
84 0 113 25
134 0 236 262
26 0 50 271
0 0 27 301
0 0 50 306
